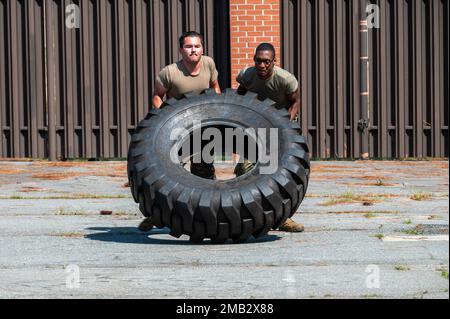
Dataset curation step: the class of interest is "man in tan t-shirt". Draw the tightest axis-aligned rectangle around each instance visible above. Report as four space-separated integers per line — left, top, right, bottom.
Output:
152 31 221 108
236 43 299 119
235 43 304 233
153 31 221 180
139 31 221 232
153 31 221 179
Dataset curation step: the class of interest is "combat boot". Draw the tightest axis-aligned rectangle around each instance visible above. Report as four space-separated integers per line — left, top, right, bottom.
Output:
278 218 305 232
138 217 154 232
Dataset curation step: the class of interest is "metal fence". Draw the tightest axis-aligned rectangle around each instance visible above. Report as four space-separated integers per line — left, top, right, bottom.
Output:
1 0 448 160
0 0 230 160
282 0 449 159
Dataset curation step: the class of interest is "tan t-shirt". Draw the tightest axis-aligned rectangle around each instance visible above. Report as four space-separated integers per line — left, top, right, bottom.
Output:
156 55 218 99
236 66 298 109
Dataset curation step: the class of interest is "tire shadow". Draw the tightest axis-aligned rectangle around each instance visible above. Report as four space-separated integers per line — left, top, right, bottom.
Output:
85 227 282 245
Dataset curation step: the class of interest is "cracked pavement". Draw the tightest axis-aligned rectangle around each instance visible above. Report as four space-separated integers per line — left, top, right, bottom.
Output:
0 160 448 298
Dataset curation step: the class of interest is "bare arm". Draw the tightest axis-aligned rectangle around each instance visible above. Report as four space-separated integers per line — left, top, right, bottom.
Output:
152 81 168 109
236 85 247 95
287 90 300 121
210 80 221 94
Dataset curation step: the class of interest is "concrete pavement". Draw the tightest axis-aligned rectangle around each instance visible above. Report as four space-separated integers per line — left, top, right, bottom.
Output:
0 160 448 298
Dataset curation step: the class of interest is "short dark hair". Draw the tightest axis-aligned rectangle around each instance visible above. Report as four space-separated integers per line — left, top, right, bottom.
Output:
255 43 276 57
179 31 204 48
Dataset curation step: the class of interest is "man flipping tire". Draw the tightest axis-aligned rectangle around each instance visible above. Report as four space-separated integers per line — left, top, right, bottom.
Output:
139 31 221 232
235 43 305 233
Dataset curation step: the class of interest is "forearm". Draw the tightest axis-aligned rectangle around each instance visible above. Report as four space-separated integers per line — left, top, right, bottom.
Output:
152 95 164 109
288 100 300 121
211 81 221 94
287 89 301 121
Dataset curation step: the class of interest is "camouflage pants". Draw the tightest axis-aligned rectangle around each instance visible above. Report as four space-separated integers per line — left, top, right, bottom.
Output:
190 162 216 180
189 138 216 180
234 159 255 177
234 117 298 177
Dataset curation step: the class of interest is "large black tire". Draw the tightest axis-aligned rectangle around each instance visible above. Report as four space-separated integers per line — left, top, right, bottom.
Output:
127 89 310 243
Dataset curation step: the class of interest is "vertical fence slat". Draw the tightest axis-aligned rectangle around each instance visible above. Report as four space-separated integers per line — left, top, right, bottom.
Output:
17 0 26 157
317 0 326 158
432 0 441 157
335 0 345 158
65 0 75 158
24 1 32 158
98 0 109 157
44 0 55 160
135 0 145 122
81 0 90 157
414 0 423 158
443 0 449 157
117 0 126 157
300 0 308 141
9 0 20 157
55 1 63 158
0 0 4 157
379 0 387 158
352 0 360 158
207 0 215 57
395 0 404 158
170 0 179 63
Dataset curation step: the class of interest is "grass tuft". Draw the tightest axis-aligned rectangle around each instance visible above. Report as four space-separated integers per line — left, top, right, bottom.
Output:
394 265 410 271
55 207 87 216
375 179 385 186
437 268 449 280
402 225 425 236
372 233 384 240
320 191 385 206
410 192 432 201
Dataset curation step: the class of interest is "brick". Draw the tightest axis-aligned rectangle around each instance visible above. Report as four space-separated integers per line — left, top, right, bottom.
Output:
261 31 279 37
246 0 279 6
230 0 247 4
262 20 280 26
232 32 248 37
231 48 241 55
233 53 249 59
247 31 264 37
238 26 257 32
263 9 280 15
232 20 247 26
237 37 253 43
259 15 274 20
238 15 255 21
254 26 273 32
251 20 263 26
254 36 272 42
232 42 252 48
246 10 263 15
230 4 254 10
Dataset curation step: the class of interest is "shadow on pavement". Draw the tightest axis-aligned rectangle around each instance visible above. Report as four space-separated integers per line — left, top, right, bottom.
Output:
85 227 281 245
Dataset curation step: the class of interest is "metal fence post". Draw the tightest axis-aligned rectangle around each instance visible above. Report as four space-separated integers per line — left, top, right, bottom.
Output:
359 0 370 159
44 0 56 161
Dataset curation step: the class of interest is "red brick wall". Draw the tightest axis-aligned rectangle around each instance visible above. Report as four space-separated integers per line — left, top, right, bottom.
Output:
229 0 282 88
